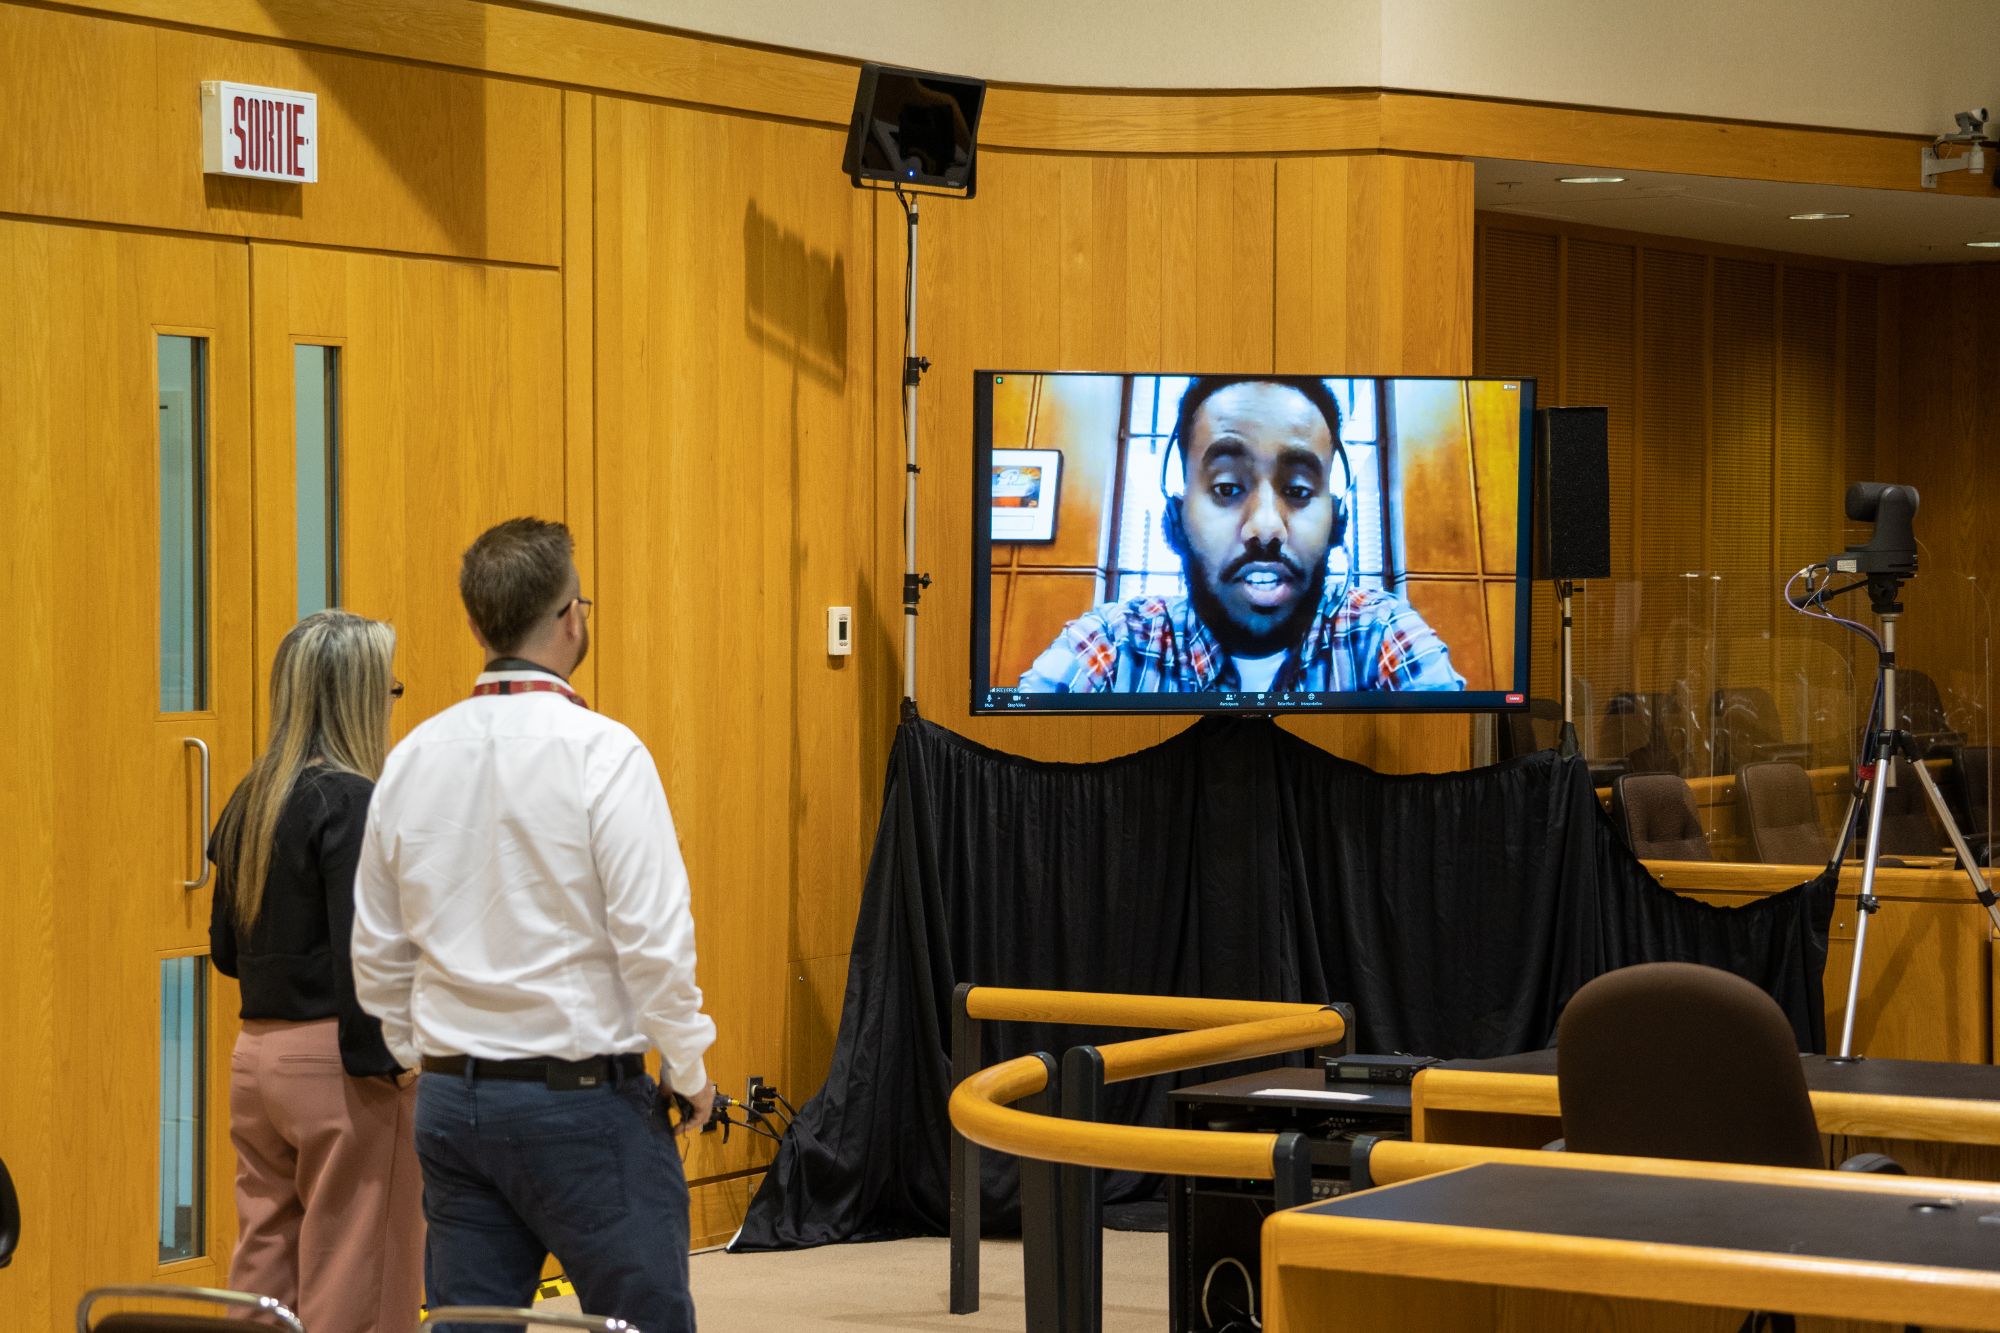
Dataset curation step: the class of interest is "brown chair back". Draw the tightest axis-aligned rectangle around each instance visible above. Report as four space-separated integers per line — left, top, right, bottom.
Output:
1873 758 1942 856
1557 962 1823 1169
1958 745 1997 838
1611 773 1713 861
1735 761 1829 864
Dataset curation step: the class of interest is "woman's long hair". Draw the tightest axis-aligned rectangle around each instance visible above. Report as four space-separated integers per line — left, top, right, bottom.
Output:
222 610 396 928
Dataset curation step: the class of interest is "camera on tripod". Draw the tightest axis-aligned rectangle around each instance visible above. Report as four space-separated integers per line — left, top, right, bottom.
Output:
1791 481 2000 1058
1829 483 1919 579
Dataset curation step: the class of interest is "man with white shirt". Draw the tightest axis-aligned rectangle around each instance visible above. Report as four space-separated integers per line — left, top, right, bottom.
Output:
353 516 715 1332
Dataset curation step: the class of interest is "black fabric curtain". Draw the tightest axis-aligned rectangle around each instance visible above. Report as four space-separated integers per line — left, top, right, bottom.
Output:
733 715 1836 1250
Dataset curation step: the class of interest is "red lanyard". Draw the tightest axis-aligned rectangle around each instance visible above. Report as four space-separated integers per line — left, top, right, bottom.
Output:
471 678 590 710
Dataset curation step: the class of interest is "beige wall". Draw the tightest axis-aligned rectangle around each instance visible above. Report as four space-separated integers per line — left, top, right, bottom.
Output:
551 0 2000 137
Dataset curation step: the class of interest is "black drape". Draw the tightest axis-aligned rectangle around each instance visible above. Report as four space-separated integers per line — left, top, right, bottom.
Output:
732 715 1836 1250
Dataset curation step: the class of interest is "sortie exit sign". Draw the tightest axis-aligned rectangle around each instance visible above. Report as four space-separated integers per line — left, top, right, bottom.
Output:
200 81 318 183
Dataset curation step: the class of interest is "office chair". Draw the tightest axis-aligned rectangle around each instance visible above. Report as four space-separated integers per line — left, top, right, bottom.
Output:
1894 669 1962 756
1563 965 1908 1333
1600 690 1691 776
1499 697 1564 758
422 1310 635 1331
75 1286 303 1332
1872 758 1945 859
1951 745 1998 865
0 1155 18 1269
1709 687 1809 774
1610 773 1714 861
1734 761 1830 865
1557 963 1901 1172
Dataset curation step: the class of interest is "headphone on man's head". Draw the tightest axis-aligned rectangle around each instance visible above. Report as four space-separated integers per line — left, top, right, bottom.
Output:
1159 376 1353 563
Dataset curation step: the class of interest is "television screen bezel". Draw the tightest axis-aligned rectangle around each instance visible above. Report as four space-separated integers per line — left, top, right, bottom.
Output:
969 369 1539 716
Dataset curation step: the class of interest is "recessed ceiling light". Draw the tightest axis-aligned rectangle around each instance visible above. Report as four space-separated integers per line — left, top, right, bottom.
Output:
1789 212 1852 221
1558 175 1626 185
1968 239 2000 248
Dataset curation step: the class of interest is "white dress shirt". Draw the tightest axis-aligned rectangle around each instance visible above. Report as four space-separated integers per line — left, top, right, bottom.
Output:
352 667 715 1096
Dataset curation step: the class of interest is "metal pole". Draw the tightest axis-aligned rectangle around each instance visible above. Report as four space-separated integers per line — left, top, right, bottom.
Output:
1558 579 1581 758
1907 758 2000 932
1058 1047 1105 1333
902 197 922 707
1836 615 1897 1061
1836 730 1894 1059
949 983 980 1314
1018 1053 1064 1333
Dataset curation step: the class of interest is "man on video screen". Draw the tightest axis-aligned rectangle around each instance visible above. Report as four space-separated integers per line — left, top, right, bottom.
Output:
1017 375 1465 695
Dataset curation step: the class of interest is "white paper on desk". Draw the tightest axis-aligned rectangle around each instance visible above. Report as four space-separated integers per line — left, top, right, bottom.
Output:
1249 1087 1373 1102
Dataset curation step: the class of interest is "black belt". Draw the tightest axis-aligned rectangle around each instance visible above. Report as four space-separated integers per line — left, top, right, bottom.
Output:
421 1052 646 1090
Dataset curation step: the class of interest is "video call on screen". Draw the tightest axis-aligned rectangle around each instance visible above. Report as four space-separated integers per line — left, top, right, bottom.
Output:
972 372 1537 715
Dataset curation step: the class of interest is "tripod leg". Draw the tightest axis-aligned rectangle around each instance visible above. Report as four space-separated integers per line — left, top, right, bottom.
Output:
1837 746 1896 1060
1907 758 2000 933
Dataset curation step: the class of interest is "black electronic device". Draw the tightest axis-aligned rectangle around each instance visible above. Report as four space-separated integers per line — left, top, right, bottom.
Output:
1534 406 1611 581
1324 1053 1440 1085
841 64 986 196
1829 482 1920 580
1168 1067 1413 1332
972 372 1539 715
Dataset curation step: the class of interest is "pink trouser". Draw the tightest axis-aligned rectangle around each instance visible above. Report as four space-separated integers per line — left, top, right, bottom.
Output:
227 1018 424 1333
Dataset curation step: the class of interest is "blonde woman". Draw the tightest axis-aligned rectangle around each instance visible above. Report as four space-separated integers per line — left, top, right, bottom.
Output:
207 610 421 1333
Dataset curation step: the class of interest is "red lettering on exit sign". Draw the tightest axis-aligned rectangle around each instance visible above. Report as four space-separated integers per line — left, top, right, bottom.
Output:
201 81 318 183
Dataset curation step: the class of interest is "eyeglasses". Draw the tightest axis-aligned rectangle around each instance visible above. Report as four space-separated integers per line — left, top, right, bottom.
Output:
390 680 406 700
558 596 594 623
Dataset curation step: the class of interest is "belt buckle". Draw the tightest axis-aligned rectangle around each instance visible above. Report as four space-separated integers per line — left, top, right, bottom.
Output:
545 1059 602 1092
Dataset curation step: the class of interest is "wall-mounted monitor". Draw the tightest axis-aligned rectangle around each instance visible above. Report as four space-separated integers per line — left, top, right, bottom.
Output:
971 371 1538 715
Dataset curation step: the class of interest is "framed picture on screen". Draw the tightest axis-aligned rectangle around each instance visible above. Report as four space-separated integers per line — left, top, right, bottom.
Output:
990 448 1063 543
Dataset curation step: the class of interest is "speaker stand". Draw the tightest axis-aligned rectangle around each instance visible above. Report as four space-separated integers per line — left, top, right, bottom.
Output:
1557 578 1580 759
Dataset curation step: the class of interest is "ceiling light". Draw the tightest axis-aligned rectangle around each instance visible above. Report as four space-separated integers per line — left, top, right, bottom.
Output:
1789 212 1852 221
1967 239 2000 248
1558 175 1625 185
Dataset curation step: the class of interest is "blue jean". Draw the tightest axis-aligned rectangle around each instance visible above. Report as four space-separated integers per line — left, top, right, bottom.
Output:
414 1067 694 1333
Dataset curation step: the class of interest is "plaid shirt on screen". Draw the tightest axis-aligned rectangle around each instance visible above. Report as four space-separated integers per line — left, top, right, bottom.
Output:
1015 582 1466 695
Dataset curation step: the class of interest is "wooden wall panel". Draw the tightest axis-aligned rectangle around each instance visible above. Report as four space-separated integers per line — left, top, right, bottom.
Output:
0 4 560 265
1885 264 2000 736
1477 215 1889 774
247 245 567 733
904 153 1277 761
591 96 882 1194
46 0 2000 191
1275 155 1476 769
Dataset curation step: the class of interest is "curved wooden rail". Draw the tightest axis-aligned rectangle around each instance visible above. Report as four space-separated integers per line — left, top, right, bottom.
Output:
948 996 1345 1181
1359 1137 2000 1202
962 985 1328 1031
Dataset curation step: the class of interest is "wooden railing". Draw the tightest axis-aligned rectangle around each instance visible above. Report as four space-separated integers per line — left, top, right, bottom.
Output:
946 985 1347 1329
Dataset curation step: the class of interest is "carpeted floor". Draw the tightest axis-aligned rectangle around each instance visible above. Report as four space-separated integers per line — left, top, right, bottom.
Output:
537 1232 1172 1330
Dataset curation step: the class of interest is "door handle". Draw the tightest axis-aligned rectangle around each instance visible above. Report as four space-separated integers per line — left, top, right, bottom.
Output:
183 737 211 890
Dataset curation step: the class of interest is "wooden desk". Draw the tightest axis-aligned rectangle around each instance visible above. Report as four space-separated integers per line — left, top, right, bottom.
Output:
1413 1049 2000 1180
1261 1161 2000 1332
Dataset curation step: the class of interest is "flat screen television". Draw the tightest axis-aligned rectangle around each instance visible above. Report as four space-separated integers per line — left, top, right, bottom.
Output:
971 371 1538 715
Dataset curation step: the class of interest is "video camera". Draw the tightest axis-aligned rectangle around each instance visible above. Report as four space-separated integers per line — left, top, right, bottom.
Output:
1829 483 1919 579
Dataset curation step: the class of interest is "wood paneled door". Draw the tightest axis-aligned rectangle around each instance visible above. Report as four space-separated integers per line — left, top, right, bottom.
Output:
0 220 254 1326
246 245 567 737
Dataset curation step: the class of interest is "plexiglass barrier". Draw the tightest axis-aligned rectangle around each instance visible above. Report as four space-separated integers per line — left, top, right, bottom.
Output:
1514 566 1995 864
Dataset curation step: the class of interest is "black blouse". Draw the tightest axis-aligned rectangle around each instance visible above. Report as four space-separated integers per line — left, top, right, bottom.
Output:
207 766 400 1078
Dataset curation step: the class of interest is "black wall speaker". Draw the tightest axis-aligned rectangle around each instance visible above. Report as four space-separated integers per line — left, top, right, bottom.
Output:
842 65 986 196
1535 406 1612 581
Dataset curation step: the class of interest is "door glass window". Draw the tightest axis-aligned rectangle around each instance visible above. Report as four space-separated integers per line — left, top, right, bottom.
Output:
158 955 206 1262
158 336 209 712
294 345 341 617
